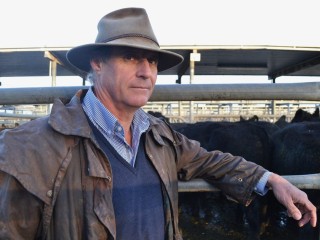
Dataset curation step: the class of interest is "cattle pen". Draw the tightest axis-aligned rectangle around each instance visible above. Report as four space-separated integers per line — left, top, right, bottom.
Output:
0 82 320 191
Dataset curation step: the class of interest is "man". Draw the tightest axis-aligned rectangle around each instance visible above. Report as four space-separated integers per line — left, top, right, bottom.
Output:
0 7 316 240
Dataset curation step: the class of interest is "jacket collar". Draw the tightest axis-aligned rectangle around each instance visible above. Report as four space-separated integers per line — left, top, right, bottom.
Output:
49 89 92 138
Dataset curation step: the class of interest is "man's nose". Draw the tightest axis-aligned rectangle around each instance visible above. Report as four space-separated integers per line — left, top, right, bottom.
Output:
137 58 154 78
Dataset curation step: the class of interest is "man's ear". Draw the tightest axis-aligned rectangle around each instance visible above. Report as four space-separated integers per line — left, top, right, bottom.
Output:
90 59 101 72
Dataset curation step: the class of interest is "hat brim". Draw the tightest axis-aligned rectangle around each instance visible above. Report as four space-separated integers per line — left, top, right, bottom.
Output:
67 39 184 73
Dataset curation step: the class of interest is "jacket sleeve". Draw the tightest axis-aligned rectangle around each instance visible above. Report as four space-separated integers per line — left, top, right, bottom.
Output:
174 131 267 206
0 171 43 239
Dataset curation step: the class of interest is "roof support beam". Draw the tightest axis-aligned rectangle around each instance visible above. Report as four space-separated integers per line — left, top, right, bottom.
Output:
268 55 320 80
44 51 63 86
175 50 192 84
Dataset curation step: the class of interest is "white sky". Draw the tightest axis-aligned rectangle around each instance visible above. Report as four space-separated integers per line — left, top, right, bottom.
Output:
1 0 320 47
1 0 320 87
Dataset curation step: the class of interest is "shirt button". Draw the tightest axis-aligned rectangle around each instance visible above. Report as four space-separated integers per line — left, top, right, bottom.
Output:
47 190 53 198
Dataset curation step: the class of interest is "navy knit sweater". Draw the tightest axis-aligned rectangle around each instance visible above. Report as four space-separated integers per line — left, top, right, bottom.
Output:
92 125 165 240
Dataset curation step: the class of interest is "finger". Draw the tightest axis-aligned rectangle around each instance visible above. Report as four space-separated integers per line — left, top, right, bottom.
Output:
287 205 302 221
298 212 316 227
310 214 317 228
288 203 317 227
299 202 317 227
298 214 308 227
304 209 317 228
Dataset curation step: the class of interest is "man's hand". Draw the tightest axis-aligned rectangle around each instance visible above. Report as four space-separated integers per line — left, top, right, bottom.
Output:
267 173 317 227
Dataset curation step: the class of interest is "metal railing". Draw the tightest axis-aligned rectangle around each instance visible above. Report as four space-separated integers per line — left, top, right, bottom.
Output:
178 173 320 192
0 82 320 191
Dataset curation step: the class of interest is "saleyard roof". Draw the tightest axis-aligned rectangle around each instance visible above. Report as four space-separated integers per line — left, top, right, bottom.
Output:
1 45 320 82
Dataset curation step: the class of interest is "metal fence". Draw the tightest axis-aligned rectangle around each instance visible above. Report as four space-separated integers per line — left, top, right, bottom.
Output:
0 82 320 190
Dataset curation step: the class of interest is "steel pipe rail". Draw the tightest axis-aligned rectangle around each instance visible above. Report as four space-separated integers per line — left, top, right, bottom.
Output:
178 173 320 192
0 113 42 119
1 82 320 105
0 86 87 105
151 82 320 101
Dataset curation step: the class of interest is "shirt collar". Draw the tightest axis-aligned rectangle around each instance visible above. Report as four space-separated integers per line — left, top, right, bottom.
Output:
82 87 150 136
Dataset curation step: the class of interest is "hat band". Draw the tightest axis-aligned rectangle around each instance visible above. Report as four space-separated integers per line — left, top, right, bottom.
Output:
99 33 160 47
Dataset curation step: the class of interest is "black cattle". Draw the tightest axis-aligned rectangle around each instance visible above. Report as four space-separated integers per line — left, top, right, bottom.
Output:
173 120 278 240
240 115 259 122
246 120 281 139
272 108 320 129
275 115 289 128
174 121 275 169
291 107 320 123
270 122 320 240
149 110 319 239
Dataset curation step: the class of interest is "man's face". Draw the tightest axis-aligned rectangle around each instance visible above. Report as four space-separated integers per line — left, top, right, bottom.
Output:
92 47 159 113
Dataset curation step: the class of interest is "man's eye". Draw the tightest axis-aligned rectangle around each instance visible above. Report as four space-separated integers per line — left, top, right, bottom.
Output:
148 58 158 65
124 55 137 61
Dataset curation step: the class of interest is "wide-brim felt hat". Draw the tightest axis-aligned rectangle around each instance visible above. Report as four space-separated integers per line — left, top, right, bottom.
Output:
67 7 184 73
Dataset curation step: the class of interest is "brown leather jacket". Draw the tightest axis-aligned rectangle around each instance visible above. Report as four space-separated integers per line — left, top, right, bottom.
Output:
0 90 267 240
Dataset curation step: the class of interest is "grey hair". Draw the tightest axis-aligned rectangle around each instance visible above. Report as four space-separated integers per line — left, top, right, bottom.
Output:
86 69 99 85
86 48 112 85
